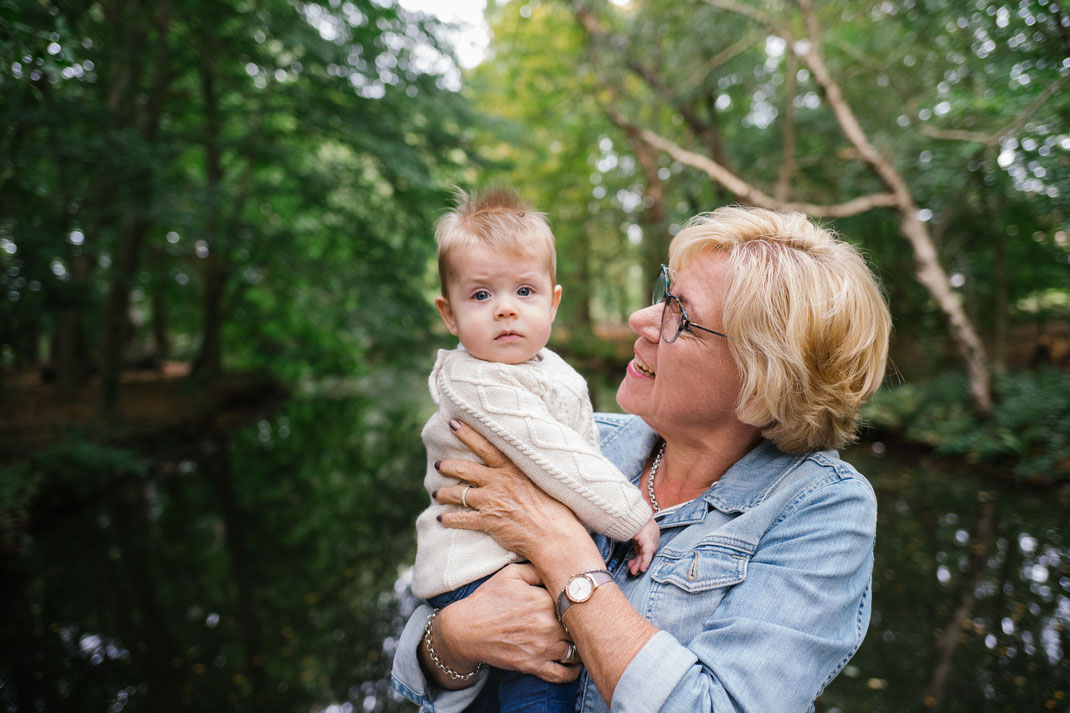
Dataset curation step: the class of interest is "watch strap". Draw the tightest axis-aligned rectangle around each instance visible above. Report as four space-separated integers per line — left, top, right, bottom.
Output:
556 569 614 621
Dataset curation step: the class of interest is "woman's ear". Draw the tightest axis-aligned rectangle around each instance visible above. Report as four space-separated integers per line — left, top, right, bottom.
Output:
435 296 459 335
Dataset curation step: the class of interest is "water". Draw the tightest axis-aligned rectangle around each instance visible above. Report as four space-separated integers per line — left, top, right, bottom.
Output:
821 444 1070 713
2 375 1068 712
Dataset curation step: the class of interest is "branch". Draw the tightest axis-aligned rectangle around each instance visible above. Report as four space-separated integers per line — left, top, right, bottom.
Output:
817 9 1066 152
701 0 803 201
626 118 898 218
827 37 929 116
794 0 911 202
775 50 799 201
573 4 600 36
575 4 738 176
703 0 777 29
700 0 994 413
623 56 731 163
670 34 761 100
608 113 666 223
918 75 1069 147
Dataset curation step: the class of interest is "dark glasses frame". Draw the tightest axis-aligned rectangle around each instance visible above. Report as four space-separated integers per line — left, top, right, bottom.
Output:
652 264 729 343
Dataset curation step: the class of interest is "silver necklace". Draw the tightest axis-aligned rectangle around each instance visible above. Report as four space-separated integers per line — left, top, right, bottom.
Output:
647 441 666 513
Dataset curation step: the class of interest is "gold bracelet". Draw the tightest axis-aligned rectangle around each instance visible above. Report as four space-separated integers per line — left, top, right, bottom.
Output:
423 609 485 681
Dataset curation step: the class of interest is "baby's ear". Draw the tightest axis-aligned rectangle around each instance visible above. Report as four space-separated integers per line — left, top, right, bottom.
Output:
435 296 459 335
550 285 563 318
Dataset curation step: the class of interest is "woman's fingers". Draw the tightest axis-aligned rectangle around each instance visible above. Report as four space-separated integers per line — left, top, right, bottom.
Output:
435 456 498 487
531 660 583 684
432 480 488 531
443 564 578 680
433 481 472 507
509 562 545 587
438 507 486 531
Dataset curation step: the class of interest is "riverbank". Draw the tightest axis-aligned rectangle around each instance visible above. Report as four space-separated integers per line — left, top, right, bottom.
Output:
0 363 287 463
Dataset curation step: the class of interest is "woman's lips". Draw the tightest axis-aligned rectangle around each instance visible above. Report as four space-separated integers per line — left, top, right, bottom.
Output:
627 357 655 380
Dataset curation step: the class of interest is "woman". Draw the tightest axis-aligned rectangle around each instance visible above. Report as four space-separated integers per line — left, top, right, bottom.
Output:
392 206 891 712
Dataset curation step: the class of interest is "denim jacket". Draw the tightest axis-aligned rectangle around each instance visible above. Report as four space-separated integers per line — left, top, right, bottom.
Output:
392 414 876 713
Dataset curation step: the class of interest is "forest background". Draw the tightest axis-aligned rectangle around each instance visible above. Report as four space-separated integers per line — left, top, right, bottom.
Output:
2 1 1069 712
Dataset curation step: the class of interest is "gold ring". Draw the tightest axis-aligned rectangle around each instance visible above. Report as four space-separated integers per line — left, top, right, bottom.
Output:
558 642 579 666
461 484 472 508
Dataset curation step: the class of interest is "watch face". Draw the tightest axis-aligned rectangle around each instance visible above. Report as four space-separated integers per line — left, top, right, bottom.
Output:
566 575 594 602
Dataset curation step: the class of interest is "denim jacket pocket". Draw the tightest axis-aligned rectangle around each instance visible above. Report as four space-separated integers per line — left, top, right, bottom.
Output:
646 535 756 635
651 535 756 592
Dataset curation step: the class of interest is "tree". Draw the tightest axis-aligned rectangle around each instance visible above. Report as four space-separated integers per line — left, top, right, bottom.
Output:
471 0 1069 414
1 0 473 409
570 0 1061 415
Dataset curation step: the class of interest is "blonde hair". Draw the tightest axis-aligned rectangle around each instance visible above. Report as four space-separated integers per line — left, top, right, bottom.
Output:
668 206 891 453
435 187 556 295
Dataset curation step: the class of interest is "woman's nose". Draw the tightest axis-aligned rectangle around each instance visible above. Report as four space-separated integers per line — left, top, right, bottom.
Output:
629 304 661 342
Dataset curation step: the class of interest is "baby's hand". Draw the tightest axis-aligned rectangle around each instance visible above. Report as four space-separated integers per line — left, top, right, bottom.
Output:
628 518 660 575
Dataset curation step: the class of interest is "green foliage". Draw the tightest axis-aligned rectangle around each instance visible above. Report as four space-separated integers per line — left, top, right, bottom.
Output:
0 439 148 514
1 0 472 387
466 0 1070 384
864 368 1070 481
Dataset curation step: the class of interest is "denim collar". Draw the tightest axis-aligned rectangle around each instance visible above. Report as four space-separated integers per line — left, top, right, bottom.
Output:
597 414 806 521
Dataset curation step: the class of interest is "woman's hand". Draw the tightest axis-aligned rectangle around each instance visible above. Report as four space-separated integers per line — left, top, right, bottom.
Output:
432 419 590 566
435 564 580 684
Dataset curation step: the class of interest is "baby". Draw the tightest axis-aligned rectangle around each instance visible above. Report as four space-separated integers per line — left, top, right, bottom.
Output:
410 187 657 713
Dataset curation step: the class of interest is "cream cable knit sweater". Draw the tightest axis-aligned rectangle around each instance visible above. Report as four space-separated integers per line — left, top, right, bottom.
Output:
411 348 652 599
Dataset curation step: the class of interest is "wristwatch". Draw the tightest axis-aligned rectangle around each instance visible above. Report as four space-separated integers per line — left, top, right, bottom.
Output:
556 569 614 620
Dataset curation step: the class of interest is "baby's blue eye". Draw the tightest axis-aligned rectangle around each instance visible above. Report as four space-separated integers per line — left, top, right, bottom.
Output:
473 290 491 301
517 286 533 297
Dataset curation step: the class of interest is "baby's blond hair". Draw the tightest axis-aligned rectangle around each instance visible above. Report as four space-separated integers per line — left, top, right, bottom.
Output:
668 206 891 453
435 187 556 295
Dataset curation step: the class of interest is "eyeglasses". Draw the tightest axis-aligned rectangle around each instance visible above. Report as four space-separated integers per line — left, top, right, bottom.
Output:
652 264 728 343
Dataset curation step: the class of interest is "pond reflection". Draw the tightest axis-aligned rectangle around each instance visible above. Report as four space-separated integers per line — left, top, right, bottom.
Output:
2 378 1068 713
1 373 429 713
820 445 1070 713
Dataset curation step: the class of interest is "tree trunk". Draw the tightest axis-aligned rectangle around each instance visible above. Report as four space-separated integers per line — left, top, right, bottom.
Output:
54 246 96 398
23 317 40 368
49 150 87 398
99 215 151 416
97 0 173 416
621 121 669 278
628 0 995 415
896 211 992 415
195 257 227 379
54 309 84 398
193 61 227 380
150 281 171 364
571 225 594 329
793 0 993 415
976 153 1008 370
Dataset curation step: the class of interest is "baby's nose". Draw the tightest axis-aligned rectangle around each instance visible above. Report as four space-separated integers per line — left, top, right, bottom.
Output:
495 297 518 318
